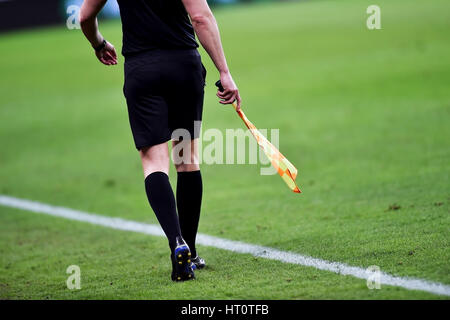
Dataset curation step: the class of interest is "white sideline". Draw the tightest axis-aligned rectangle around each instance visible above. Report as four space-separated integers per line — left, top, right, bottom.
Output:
0 194 449 297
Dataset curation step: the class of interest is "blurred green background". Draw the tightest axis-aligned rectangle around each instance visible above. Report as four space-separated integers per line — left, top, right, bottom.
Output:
0 0 449 299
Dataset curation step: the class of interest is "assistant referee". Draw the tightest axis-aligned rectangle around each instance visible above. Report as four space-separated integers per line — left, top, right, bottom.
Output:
80 0 241 281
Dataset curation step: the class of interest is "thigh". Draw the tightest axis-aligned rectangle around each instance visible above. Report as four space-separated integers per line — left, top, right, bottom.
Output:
123 56 171 150
124 93 171 150
166 54 206 141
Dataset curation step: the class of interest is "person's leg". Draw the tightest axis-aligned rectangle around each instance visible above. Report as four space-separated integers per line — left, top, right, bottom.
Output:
172 139 203 258
165 48 205 269
141 142 182 252
124 51 196 281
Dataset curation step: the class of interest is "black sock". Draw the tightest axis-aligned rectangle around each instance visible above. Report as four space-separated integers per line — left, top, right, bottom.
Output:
145 171 182 252
176 170 203 257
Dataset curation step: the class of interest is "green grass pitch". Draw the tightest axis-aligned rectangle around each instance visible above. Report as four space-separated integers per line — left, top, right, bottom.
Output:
0 0 449 299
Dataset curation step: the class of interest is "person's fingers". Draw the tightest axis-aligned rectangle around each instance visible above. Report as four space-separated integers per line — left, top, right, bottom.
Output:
104 52 117 65
236 92 242 111
220 93 238 105
217 95 232 102
100 57 110 65
219 99 236 105
217 92 233 100
217 88 233 96
107 50 117 62
95 48 116 66
105 55 117 65
222 88 238 97
110 47 117 59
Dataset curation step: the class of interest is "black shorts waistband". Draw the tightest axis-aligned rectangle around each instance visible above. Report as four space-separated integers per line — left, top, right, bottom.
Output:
124 48 200 63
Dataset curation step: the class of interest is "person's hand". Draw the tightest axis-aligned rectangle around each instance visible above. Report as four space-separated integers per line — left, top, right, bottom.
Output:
95 41 117 66
217 71 242 111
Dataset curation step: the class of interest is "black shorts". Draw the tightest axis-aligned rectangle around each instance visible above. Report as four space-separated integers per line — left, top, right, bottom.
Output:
123 48 206 150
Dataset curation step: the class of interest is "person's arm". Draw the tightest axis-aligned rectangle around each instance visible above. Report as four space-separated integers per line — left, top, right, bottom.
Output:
181 0 241 110
80 0 117 66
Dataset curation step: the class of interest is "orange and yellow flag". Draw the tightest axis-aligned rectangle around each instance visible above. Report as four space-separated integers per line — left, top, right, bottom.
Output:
233 103 301 194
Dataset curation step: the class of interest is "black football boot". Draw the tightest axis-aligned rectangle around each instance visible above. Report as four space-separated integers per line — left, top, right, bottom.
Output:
190 256 206 270
171 236 195 282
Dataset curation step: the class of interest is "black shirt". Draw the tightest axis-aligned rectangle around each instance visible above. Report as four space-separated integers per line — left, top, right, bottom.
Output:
117 0 199 57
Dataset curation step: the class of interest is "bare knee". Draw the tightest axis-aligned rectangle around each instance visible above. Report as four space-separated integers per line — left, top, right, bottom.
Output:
175 162 200 172
172 139 200 172
174 150 199 172
140 143 170 177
